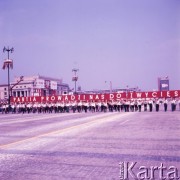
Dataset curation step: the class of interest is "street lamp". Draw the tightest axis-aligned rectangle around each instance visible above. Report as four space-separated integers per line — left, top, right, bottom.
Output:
126 85 129 98
72 68 79 94
105 81 112 93
2 46 14 109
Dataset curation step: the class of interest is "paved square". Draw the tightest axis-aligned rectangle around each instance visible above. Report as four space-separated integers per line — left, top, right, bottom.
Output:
0 111 179 179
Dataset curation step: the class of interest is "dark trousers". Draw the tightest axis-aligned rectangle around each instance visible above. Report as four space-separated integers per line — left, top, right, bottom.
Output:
156 104 159 112
149 104 153 112
171 104 176 111
164 103 167 112
144 104 147 111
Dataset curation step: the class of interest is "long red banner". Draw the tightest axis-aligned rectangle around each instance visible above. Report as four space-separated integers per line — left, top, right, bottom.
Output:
11 90 180 103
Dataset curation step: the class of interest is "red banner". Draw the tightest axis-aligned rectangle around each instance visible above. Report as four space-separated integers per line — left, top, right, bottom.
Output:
11 90 180 103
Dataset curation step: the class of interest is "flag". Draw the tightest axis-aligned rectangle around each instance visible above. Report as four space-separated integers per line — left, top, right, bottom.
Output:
2 59 13 70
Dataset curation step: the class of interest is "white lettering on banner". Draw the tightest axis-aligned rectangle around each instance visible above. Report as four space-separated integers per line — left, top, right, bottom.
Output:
110 94 114 99
136 93 142 98
152 92 157 98
64 95 68 101
95 95 99 100
83 95 85 100
51 96 55 101
116 93 121 99
160 91 163 97
101 94 104 99
167 91 170 97
174 91 178 97
10 90 180 103
71 95 75 101
145 92 149 98
89 95 93 100
57 96 62 101
130 92 133 99
78 95 81 100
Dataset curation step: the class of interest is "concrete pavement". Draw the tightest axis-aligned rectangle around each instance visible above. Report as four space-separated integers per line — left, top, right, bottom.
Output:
0 111 179 179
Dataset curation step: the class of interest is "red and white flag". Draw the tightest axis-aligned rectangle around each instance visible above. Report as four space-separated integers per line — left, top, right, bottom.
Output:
2 59 13 69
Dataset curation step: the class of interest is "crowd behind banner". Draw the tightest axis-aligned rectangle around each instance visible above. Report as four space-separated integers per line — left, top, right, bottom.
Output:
1 97 180 114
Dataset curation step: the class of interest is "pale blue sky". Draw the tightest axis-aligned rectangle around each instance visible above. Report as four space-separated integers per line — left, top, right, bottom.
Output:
0 0 179 91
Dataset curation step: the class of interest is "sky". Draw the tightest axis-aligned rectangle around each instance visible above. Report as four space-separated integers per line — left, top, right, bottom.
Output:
0 0 179 91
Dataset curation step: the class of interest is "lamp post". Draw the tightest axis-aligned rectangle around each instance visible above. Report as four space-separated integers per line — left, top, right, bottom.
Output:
126 85 129 99
2 46 14 109
105 81 112 93
72 68 79 94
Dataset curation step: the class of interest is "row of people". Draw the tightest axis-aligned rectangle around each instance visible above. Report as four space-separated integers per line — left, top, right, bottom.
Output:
0 98 180 114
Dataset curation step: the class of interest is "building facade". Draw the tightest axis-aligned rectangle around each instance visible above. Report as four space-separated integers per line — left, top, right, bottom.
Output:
0 75 70 100
81 87 140 94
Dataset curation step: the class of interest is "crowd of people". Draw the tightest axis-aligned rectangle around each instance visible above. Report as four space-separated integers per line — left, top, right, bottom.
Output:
0 98 180 114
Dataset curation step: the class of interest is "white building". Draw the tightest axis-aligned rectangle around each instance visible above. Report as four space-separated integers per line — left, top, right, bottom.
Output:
0 75 70 100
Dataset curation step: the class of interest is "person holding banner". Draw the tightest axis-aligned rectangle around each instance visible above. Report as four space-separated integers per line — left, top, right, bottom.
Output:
102 101 108 112
117 100 121 112
11 103 16 114
148 99 153 112
83 101 88 113
77 101 82 113
164 98 168 112
130 99 135 112
155 99 160 112
2 103 7 114
124 100 130 112
137 99 142 112
134 100 138 111
143 99 148 111
171 98 176 112
121 100 124 111
65 102 70 113
90 101 96 112
108 101 113 112
71 101 77 113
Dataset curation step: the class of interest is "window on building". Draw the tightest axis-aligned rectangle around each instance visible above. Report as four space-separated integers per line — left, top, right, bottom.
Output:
4 92 7 96
13 91 16 97
4 88 6 91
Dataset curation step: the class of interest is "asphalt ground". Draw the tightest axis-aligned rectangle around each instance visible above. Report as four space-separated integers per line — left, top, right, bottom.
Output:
0 110 179 180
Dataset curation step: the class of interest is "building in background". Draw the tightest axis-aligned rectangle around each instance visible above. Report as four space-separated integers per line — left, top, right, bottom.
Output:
82 87 140 94
158 76 170 91
0 75 70 100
